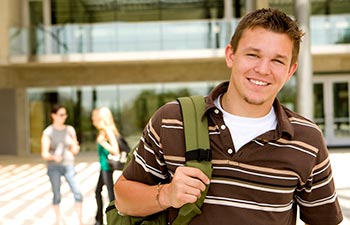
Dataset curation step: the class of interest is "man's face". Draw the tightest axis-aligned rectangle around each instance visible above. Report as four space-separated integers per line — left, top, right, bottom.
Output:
225 27 298 112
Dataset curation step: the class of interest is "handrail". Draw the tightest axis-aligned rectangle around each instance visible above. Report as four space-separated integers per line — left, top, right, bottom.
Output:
8 15 350 57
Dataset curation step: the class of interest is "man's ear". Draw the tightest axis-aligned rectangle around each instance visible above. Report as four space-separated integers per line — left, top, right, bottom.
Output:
287 63 298 80
225 44 234 68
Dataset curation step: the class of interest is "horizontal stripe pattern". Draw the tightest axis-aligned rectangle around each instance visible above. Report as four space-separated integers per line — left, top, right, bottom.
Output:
123 82 342 225
205 196 295 212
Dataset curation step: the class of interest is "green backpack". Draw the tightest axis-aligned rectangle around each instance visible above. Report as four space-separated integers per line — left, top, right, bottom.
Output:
106 95 213 225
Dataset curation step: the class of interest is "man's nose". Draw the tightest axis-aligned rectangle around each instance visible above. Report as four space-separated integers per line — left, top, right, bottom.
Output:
254 59 271 75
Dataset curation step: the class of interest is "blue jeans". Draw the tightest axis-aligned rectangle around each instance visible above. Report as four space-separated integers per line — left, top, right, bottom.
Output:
47 164 83 205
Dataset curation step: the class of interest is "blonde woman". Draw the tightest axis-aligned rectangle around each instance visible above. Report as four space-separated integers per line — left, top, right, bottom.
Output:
91 107 121 225
41 104 83 225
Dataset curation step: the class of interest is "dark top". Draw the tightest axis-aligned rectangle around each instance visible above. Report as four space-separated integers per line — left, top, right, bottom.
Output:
124 81 343 225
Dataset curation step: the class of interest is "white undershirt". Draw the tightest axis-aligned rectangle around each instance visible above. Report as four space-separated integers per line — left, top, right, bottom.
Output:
214 95 277 151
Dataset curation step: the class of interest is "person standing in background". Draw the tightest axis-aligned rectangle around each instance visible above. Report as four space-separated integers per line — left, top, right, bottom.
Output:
41 104 84 225
91 107 120 225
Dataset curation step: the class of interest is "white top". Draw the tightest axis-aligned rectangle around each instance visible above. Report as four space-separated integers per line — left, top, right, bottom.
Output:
43 125 75 165
214 95 277 151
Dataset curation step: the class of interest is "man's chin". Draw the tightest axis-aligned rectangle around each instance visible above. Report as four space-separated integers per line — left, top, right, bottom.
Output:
243 97 265 106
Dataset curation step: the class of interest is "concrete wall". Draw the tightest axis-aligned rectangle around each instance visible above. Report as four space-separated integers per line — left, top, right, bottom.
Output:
0 89 17 155
0 51 349 155
6 57 230 87
0 0 22 64
2 52 350 88
313 53 350 73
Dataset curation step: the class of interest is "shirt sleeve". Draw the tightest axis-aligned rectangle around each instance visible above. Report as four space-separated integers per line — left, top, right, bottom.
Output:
297 137 343 225
123 104 171 186
66 125 77 137
42 126 52 137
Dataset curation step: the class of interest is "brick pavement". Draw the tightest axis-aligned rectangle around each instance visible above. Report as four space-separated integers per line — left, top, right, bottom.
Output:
0 150 348 225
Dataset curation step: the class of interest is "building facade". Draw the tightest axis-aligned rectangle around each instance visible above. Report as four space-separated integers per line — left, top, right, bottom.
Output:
0 0 349 155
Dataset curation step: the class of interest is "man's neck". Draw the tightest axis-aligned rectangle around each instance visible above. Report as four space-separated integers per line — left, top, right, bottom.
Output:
221 92 273 118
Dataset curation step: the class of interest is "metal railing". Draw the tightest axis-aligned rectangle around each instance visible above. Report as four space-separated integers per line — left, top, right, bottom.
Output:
9 14 350 57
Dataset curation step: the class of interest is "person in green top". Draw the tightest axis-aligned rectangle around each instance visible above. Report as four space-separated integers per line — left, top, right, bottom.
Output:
92 107 121 225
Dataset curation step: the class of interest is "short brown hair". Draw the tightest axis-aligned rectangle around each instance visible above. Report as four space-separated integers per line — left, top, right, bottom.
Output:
230 8 304 65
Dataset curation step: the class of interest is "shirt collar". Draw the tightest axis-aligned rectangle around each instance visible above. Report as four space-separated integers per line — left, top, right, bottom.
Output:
204 81 294 140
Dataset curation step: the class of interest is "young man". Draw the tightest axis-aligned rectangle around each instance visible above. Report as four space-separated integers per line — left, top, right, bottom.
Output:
114 8 343 225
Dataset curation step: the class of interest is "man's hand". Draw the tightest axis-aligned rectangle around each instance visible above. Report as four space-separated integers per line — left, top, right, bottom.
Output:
160 166 210 209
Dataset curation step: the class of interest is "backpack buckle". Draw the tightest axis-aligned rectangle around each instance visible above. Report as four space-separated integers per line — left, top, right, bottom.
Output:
185 149 212 162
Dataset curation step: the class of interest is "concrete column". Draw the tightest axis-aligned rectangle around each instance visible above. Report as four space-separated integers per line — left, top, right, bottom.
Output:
43 0 52 54
224 0 233 42
256 0 269 10
22 0 30 56
246 0 269 13
16 88 30 156
0 0 25 63
294 0 314 120
0 0 10 64
245 0 256 13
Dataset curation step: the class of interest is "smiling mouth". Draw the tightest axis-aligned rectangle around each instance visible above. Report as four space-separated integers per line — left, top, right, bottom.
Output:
248 78 268 86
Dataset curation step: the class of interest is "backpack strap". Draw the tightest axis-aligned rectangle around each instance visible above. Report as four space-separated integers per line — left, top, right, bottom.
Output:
172 96 212 225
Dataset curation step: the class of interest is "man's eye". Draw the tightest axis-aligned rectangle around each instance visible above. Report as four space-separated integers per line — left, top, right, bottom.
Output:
247 54 257 58
273 59 284 65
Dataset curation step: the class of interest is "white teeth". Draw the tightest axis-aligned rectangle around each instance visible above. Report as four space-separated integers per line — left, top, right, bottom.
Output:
250 79 268 86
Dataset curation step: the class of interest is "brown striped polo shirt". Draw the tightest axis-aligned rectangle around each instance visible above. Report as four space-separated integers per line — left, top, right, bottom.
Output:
123 81 343 225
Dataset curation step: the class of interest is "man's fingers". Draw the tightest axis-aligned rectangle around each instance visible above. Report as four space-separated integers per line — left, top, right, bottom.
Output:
183 175 207 192
166 167 211 208
174 166 210 192
178 166 210 185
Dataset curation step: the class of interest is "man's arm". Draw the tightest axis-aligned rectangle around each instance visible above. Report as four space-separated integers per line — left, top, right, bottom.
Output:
114 175 164 217
114 166 209 217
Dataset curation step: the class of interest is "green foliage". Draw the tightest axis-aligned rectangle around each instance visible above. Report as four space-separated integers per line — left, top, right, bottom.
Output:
336 28 350 44
115 88 191 136
277 83 296 111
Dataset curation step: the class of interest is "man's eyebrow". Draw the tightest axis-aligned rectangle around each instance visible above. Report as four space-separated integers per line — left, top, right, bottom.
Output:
274 54 289 62
243 47 260 52
244 47 289 60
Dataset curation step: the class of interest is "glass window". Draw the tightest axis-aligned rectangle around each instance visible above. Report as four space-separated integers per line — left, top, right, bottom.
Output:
314 83 325 133
28 81 217 153
333 82 350 137
277 76 296 111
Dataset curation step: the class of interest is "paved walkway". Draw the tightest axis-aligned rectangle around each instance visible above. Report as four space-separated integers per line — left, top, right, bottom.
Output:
0 150 349 225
